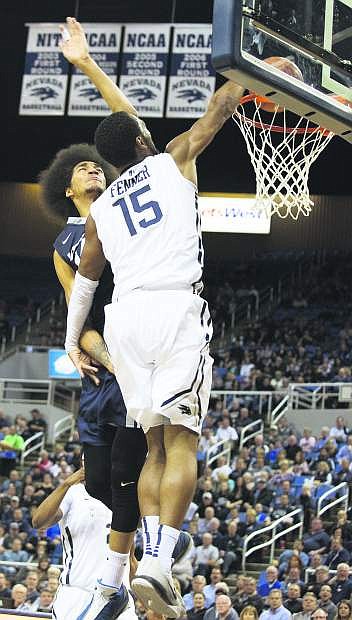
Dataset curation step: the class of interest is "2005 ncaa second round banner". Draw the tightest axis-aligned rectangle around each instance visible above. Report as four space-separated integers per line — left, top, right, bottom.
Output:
19 23 69 116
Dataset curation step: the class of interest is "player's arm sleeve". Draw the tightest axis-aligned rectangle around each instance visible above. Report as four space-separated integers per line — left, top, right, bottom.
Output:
65 215 105 353
54 251 114 372
165 80 244 184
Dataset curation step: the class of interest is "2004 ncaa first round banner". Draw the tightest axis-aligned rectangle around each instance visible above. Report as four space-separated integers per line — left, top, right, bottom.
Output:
67 24 122 116
19 23 69 116
165 24 215 118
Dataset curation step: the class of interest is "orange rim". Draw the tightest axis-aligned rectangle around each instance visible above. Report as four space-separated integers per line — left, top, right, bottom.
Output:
237 93 332 135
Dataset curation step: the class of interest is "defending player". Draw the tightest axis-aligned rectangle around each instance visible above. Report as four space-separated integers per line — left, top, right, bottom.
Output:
31 467 137 620
63 17 244 619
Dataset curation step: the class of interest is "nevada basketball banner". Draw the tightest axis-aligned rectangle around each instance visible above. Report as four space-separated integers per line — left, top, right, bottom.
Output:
68 24 121 116
19 24 69 116
119 25 170 118
166 24 215 118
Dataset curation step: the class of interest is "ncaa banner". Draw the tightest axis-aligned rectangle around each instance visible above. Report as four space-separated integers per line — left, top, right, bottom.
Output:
19 23 69 116
68 24 121 116
166 25 215 118
119 24 170 118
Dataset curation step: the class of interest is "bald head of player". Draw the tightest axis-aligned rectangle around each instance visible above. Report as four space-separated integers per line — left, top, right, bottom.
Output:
94 112 159 170
39 143 117 220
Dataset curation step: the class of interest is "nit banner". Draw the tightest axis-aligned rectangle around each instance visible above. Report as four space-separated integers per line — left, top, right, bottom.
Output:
166 24 215 118
68 24 121 116
19 23 69 116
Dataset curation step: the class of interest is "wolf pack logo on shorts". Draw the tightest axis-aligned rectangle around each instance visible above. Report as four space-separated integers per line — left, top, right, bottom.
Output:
178 402 199 419
176 88 206 104
78 86 102 102
127 87 157 102
30 86 59 101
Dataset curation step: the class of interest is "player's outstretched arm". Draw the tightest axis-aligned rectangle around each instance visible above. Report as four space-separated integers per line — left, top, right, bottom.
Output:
60 17 138 115
166 80 244 185
65 216 106 377
32 468 85 529
54 251 115 376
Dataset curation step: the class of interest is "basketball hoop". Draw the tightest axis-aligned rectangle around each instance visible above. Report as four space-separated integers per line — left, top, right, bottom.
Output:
233 93 334 220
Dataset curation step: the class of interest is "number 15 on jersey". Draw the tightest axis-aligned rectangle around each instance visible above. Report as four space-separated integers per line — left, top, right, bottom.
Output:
113 184 163 237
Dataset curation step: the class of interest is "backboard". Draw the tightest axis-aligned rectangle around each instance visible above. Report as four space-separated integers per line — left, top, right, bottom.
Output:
212 0 352 141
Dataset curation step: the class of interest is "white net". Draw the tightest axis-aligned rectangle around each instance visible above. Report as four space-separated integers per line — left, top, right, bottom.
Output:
233 99 334 220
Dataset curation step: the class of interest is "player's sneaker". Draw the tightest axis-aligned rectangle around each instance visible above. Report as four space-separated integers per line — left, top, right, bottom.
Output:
81 583 129 620
118 589 138 620
131 555 185 618
172 530 194 565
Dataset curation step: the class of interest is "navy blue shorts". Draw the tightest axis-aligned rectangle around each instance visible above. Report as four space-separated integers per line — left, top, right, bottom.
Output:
78 367 127 446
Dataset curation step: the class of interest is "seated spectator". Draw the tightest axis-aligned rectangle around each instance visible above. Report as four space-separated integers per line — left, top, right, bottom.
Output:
216 417 238 445
325 537 350 569
281 566 306 596
192 533 220 580
329 417 347 444
330 563 352 604
198 507 216 535
27 409 47 437
332 459 352 488
219 520 243 577
11 583 31 611
0 410 11 430
331 511 352 552
183 576 212 611
303 518 330 555
306 565 330 596
37 450 53 473
257 566 282 597
233 577 263 615
211 457 232 484
259 589 291 620
317 585 337 620
293 592 318 620
187 592 207 620
334 600 352 620
204 594 239 620
310 609 328 620
0 426 25 477
203 568 225 608
240 605 259 620
24 571 40 604
30 589 54 613
284 584 303 614
15 416 31 441
0 571 11 598
313 461 332 485
299 429 316 457
252 478 273 509
1 469 23 496
208 518 225 549
278 540 309 577
0 537 29 565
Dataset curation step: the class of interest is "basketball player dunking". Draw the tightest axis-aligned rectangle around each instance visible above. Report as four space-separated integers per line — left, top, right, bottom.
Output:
63 15 244 620
40 18 192 620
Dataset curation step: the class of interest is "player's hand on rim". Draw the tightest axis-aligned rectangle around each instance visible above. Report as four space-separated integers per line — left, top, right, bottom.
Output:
59 17 90 66
68 346 100 385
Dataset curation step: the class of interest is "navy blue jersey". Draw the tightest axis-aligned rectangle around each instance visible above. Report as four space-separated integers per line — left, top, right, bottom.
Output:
54 217 127 446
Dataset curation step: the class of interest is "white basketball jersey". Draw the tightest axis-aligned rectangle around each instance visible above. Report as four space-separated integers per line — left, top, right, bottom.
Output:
59 484 111 591
90 153 203 299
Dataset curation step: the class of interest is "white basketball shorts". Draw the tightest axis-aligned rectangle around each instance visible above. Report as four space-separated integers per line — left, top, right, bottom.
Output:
52 584 93 620
104 290 213 435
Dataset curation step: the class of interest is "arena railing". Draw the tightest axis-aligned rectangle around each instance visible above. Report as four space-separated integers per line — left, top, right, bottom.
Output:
239 418 264 449
242 507 304 573
0 378 76 413
205 439 232 468
53 414 75 443
288 382 352 411
20 432 45 467
316 481 349 518
210 390 287 427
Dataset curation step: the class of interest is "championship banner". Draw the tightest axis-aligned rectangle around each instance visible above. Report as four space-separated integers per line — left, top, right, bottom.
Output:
119 25 170 118
19 23 69 116
166 24 215 118
68 24 121 116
